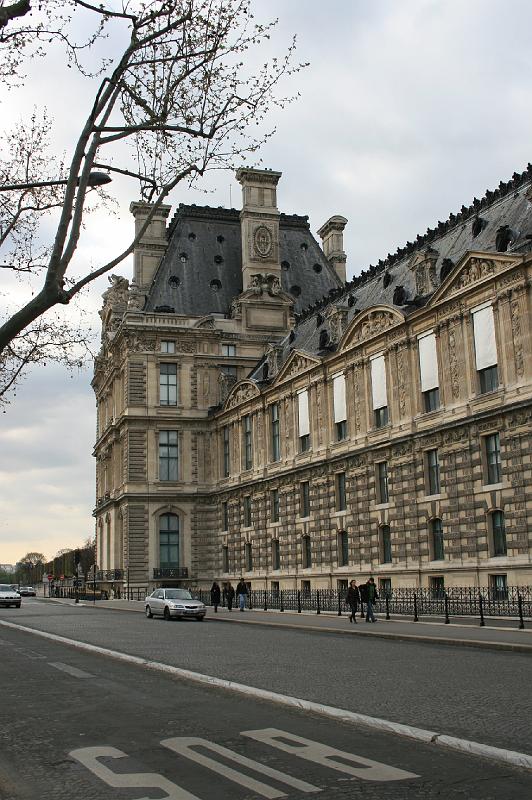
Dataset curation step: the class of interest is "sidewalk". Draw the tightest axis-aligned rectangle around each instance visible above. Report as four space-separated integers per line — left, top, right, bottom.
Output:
45 597 532 653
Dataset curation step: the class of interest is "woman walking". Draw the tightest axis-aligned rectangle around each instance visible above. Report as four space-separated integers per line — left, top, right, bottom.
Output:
346 579 360 623
210 581 221 613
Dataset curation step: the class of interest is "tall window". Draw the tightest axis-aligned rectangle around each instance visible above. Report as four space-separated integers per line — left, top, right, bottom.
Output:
426 449 441 495
418 331 440 412
300 481 310 517
335 472 347 511
221 501 228 531
222 426 230 477
485 433 501 484
491 573 508 600
271 489 280 522
270 403 280 462
272 539 280 570
472 304 499 394
338 531 349 566
160 340 175 353
431 518 444 560
222 344 236 357
245 542 253 571
491 511 507 556
381 525 392 563
222 546 229 573
298 389 311 452
302 535 312 568
159 363 177 406
371 354 389 428
159 513 179 568
244 495 252 527
333 373 347 441
377 461 389 504
243 415 253 470
159 431 178 481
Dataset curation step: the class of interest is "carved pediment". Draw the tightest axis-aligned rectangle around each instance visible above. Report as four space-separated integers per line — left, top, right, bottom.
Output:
224 380 261 409
194 315 215 329
430 251 523 304
275 349 322 383
340 306 405 350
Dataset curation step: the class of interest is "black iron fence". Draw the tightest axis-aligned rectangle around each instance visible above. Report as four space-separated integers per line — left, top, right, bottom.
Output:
188 585 531 627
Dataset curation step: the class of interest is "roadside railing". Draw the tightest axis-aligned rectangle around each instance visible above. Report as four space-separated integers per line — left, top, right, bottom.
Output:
188 585 531 628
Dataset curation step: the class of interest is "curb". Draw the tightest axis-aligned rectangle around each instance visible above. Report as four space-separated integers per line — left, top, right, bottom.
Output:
1 618 531 773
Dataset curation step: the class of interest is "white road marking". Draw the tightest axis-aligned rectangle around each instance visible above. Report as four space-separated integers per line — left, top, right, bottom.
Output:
2 618 532 772
241 729 418 782
69 746 201 800
161 736 320 797
49 662 94 678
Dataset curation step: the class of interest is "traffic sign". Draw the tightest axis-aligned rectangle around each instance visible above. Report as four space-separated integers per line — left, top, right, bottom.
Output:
47 573 53 581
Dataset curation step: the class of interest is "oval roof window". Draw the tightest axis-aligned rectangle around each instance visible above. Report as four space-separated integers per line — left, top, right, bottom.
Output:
168 276 181 288
210 279 222 292
313 263 322 273
214 254 224 264
290 285 301 297
281 260 290 270
188 232 196 241
179 252 188 262
217 235 225 243
300 242 308 251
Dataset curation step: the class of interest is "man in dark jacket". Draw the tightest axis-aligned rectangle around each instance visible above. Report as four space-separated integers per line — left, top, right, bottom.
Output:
236 578 248 611
346 580 360 623
363 577 378 622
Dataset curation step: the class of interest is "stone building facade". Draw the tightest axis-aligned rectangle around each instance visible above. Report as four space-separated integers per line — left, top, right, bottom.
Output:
92 167 532 594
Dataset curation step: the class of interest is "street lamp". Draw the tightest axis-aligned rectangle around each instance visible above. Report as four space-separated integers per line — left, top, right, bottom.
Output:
0 171 112 192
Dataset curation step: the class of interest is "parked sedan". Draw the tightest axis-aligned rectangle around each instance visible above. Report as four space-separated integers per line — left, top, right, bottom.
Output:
18 586 36 597
145 588 206 621
0 584 21 608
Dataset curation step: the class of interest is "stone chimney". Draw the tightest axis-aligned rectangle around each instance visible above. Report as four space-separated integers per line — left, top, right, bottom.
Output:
236 167 282 290
130 201 172 290
317 215 348 283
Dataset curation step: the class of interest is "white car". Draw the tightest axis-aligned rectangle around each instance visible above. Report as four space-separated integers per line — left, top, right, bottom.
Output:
145 588 206 621
0 584 21 608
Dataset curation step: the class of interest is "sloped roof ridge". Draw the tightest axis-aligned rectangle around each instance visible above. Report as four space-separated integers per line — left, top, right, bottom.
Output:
295 163 532 324
167 203 312 237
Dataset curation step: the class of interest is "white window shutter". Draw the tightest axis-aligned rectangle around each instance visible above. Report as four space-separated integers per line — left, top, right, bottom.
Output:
332 374 347 423
418 331 439 392
298 390 310 437
371 354 387 410
472 305 497 370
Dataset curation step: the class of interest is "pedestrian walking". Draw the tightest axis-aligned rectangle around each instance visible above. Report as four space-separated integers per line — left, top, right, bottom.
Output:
210 581 221 613
363 576 379 622
225 582 235 611
236 577 248 611
346 579 360 624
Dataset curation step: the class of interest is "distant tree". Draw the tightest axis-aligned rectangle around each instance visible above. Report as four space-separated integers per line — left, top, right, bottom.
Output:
16 551 46 583
0 0 306 405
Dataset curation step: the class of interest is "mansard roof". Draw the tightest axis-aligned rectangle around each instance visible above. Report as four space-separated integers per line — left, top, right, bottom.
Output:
144 204 342 316
248 165 532 379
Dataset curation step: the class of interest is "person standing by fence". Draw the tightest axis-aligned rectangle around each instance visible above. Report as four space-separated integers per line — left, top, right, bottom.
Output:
362 577 378 622
236 577 248 611
210 581 221 613
225 582 235 611
346 579 360 623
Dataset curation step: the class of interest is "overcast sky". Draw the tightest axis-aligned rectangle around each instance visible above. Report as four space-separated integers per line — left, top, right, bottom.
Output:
2 0 532 564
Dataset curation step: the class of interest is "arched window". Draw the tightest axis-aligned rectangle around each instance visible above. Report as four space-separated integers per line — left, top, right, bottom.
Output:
431 518 444 561
491 510 507 556
159 513 179 568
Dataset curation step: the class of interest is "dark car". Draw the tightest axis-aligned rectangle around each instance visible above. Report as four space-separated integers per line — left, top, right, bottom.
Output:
0 584 21 608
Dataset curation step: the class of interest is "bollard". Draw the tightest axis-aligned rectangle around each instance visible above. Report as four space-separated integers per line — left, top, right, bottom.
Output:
479 591 485 627
316 590 321 615
517 592 525 630
297 590 302 613
444 592 450 624
413 592 419 622
385 595 390 621
280 590 284 613
337 594 342 617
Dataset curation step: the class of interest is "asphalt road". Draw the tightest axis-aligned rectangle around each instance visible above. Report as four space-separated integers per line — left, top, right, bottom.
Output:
1 619 532 800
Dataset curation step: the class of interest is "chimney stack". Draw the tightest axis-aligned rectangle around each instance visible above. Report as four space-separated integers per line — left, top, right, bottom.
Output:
236 167 282 291
130 201 172 290
317 215 348 283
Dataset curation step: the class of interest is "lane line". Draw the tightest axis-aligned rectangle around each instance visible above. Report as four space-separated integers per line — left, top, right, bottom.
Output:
48 661 94 678
1 618 531 772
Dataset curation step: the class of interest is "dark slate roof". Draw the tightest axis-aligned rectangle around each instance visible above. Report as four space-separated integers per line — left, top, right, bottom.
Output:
144 205 342 315
249 165 532 380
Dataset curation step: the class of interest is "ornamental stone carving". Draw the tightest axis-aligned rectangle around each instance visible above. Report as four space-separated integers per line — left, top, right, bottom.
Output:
102 274 129 309
455 257 496 290
326 305 349 344
346 309 402 346
249 273 281 296
265 343 283 377
447 327 460 399
127 280 145 310
253 225 273 258
409 247 438 295
225 382 259 408
510 301 525 378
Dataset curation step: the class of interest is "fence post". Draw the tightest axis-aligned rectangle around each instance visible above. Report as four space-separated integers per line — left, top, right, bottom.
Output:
337 593 342 617
280 590 284 612
517 591 525 630
248 591 253 611
479 591 485 627
297 590 301 613
316 590 321 615
444 592 450 624
385 595 390 621
263 590 268 612
413 592 419 622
